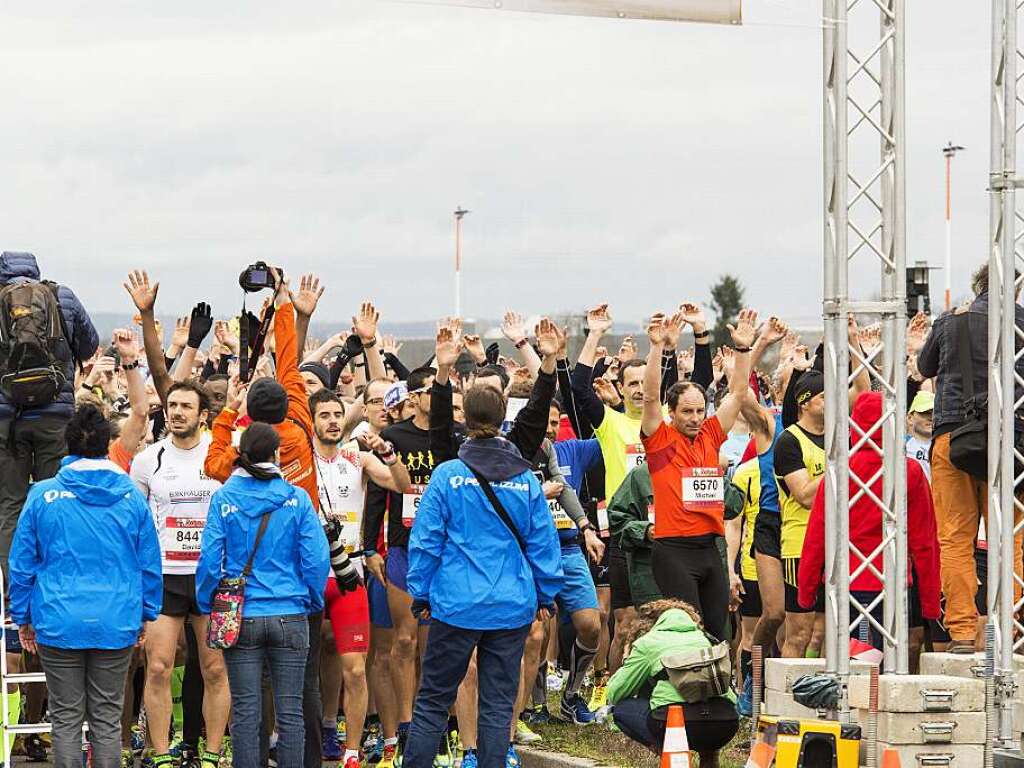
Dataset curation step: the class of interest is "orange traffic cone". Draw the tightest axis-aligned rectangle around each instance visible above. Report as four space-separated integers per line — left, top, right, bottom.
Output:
744 741 776 768
881 747 902 767
660 704 691 768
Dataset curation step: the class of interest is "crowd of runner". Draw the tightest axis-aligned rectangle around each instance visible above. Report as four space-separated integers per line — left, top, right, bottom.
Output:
0 250 1011 768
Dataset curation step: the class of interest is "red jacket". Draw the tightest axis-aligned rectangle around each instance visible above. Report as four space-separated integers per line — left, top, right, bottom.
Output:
798 391 941 619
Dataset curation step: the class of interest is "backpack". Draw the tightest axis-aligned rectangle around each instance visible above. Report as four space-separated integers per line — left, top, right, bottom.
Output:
0 281 75 408
658 633 733 703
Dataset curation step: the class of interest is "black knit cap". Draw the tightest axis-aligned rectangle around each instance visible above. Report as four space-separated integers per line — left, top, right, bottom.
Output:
247 378 289 424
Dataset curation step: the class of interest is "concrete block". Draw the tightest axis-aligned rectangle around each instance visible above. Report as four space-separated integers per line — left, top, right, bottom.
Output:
763 657 874 694
849 674 985 713
874 742 983 766
763 688 821 720
856 710 986 744
920 651 1024 678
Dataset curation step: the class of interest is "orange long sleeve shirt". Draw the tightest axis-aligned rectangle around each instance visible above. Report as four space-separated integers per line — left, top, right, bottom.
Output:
204 302 319 510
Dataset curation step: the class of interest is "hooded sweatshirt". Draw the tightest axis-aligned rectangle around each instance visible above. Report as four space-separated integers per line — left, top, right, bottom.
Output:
0 252 99 420
9 456 162 649
195 468 330 617
798 391 941 618
407 436 564 630
607 608 734 710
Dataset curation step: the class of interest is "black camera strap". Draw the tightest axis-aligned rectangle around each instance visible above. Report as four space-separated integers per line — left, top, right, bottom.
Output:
239 282 283 383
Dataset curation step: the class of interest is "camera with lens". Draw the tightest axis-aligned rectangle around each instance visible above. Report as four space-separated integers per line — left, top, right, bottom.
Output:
238 261 280 293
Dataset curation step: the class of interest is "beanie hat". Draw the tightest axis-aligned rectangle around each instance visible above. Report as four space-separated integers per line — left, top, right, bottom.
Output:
299 361 330 389
247 378 289 424
794 370 825 407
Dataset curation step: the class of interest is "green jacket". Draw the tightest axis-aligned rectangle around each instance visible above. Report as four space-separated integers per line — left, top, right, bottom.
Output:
607 608 736 710
607 464 661 607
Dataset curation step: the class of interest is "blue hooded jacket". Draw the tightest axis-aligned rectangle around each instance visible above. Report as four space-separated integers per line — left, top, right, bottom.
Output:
9 456 162 650
0 252 99 420
195 469 330 617
407 437 564 630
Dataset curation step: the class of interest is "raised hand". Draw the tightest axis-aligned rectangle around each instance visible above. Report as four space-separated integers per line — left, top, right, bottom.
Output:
760 316 788 347
187 303 214 349
647 313 668 346
502 311 528 344
535 318 563 359
616 336 638 364
435 322 463 368
678 348 695 375
907 311 930 355
727 308 759 349
586 304 613 336
215 320 240 354
124 270 159 313
793 345 813 371
353 302 380 344
290 274 324 318
721 346 737 380
381 334 403 357
781 330 799 361
593 377 621 407
112 328 138 364
678 302 707 330
663 312 685 350
463 334 486 364
170 317 189 351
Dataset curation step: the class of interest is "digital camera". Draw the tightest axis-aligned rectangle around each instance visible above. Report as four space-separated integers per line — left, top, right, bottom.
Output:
238 261 279 293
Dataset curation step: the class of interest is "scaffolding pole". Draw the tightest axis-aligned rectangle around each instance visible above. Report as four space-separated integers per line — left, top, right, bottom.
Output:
987 0 1021 752
822 0 909 711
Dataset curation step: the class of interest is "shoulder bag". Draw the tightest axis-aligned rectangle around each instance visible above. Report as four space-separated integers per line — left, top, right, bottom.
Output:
206 511 273 650
948 312 988 480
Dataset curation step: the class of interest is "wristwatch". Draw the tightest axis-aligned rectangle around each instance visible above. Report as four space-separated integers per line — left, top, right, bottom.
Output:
362 337 378 348
122 359 141 371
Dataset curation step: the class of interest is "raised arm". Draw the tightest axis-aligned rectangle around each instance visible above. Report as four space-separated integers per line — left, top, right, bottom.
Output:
642 312 681 437
507 319 560 460
430 321 463 463
353 301 386 382
124 270 171 406
113 329 149 455
502 311 542 376
712 309 758 434
289 274 325 365
361 433 412 494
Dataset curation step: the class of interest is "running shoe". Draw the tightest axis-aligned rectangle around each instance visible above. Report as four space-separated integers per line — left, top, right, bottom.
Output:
179 746 200 768
343 754 362 768
460 750 478 768
364 730 384 765
736 672 753 718
378 744 398 768
559 693 597 726
139 749 156 768
504 745 520 768
514 721 542 745
521 705 551 727
167 737 184 760
130 727 145 757
120 749 134 768
587 680 608 712
323 726 343 761
23 733 47 762
219 737 232 768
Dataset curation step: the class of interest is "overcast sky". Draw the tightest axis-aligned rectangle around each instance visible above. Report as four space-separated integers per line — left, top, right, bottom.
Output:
0 2 993 327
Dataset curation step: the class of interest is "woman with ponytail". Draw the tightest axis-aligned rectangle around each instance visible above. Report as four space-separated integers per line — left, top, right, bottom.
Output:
196 423 330 768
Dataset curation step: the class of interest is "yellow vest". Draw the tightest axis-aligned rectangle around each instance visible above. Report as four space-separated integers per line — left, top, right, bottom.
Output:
777 424 826 559
731 459 760 581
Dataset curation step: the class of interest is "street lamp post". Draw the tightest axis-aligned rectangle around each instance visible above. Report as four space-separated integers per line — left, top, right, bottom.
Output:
943 142 965 311
454 207 469 318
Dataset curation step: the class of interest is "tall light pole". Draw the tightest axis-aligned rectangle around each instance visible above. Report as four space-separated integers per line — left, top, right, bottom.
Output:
454 207 469 318
943 142 965 310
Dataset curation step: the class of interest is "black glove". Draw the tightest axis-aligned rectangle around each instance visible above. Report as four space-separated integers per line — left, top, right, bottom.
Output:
411 599 431 620
187 302 214 349
485 342 500 365
344 333 364 358
335 568 363 594
240 310 261 353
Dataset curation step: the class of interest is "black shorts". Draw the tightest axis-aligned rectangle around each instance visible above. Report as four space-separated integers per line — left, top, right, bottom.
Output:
609 549 634 612
740 578 763 618
753 507 782 561
589 540 611 588
161 573 201 618
783 558 824 614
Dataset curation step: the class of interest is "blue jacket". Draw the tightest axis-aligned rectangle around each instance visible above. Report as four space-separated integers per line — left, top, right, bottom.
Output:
9 456 162 650
196 469 330 617
408 437 564 630
0 252 99 420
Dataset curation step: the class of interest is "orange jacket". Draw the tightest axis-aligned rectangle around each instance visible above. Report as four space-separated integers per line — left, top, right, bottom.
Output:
204 302 318 510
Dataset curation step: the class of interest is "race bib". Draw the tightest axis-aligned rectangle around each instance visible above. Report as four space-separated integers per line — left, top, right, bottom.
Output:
402 485 427 528
548 498 574 530
681 468 725 510
647 503 656 523
163 516 205 561
596 501 610 539
625 443 646 468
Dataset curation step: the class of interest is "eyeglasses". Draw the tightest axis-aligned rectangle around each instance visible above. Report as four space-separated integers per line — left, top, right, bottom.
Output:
365 397 385 406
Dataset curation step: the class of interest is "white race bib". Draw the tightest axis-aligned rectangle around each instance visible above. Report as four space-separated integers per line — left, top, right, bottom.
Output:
162 516 204 562
596 501 610 539
681 468 725 510
548 498 574 530
402 485 427 528
625 443 646 468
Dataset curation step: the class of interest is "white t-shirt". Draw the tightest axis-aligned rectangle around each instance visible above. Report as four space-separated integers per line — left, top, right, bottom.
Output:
315 444 366 575
906 436 931 481
131 433 221 576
